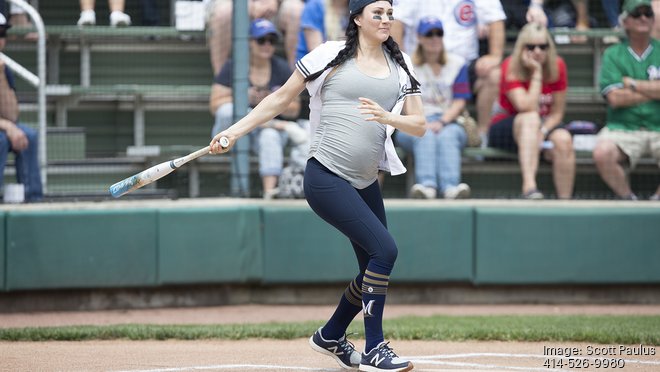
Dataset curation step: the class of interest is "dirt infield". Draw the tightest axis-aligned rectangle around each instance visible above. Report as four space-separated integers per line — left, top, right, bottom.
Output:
2 304 660 371
2 339 659 372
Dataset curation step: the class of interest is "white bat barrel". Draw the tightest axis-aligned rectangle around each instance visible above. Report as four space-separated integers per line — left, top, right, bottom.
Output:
108 137 229 198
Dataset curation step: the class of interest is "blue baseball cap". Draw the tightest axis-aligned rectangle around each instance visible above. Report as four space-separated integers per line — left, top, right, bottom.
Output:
250 18 278 39
417 17 443 35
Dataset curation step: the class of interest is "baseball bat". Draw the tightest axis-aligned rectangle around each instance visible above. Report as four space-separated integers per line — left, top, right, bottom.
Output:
109 137 229 198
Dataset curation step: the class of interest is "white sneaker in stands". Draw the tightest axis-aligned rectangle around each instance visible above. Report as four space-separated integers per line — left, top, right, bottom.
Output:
444 183 471 199
410 184 437 199
263 188 280 200
77 10 96 26
110 11 131 27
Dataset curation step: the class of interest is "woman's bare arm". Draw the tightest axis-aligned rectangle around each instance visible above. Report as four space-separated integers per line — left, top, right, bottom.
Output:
210 70 307 153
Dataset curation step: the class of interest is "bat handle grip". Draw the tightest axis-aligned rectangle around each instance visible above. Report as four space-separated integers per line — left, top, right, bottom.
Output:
219 136 230 148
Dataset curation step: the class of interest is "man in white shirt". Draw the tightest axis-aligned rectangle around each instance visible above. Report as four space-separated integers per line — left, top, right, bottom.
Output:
391 0 506 139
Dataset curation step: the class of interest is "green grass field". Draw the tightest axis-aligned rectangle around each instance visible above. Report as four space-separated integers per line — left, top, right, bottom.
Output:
2 315 659 344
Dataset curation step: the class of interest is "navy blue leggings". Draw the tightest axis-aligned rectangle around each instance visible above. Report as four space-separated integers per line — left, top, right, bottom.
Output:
303 158 398 272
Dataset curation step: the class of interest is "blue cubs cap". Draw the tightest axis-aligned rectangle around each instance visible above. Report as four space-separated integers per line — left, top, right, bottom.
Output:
250 18 278 39
349 0 393 16
417 17 443 35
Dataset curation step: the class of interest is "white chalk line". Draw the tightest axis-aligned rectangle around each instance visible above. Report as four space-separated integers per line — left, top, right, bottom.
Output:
113 364 551 372
113 365 338 372
408 352 660 366
112 353 660 372
408 359 564 371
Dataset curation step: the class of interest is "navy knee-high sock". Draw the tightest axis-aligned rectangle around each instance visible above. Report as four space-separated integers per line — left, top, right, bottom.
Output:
362 263 392 353
322 275 363 340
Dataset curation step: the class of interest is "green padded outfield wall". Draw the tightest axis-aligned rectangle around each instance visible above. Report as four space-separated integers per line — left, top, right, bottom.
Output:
261 206 474 283
387 207 473 282
158 207 262 284
4 205 660 291
262 207 356 283
6 210 158 290
475 207 660 284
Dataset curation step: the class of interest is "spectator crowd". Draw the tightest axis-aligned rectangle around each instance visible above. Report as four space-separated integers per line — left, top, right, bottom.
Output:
0 0 658 201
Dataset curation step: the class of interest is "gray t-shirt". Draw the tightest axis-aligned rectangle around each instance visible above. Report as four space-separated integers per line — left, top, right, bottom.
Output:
310 53 400 189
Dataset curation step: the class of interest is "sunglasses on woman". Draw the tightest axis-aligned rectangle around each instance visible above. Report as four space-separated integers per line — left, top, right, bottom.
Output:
525 43 549 51
255 35 277 45
630 7 654 19
424 29 444 38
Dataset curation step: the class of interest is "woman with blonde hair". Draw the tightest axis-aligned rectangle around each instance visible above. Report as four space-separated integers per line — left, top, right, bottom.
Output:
488 22 575 199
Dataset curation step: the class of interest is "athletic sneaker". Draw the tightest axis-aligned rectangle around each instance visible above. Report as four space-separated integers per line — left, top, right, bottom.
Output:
522 189 544 200
110 11 131 27
309 327 360 370
444 183 471 199
77 10 96 26
359 341 413 372
263 187 279 200
410 184 436 199
618 193 638 201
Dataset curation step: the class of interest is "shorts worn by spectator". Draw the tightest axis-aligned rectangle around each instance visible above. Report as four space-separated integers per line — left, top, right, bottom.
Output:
4 0 38 40
209 18 303 198
0 13 43 202
207 0 305 74
391 0 505 140
501 0 600 44
488 23 575 200
77 0 131 27
500 0 548 29
593 0 660 201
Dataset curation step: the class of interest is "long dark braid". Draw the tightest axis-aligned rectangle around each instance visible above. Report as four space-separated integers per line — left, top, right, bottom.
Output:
304 21 360 83
383 36 420 93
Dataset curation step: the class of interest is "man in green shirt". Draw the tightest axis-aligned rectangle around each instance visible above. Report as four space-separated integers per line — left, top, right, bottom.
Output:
594 0 660 200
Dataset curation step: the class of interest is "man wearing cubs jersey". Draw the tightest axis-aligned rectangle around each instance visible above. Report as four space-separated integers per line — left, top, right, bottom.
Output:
391 0 506 139
593 0 660 201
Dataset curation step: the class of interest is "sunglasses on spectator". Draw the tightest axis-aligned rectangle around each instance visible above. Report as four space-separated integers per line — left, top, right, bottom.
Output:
255 35 277 45
630 8 654 19
424 29 444 38
0 30 6 38
525 43 549 51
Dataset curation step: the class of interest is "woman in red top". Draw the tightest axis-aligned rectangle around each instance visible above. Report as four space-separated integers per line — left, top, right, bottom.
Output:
488 23 575 200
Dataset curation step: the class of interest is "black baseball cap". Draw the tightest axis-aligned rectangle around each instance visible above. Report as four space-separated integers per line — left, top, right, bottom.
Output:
0 12 11 36
349 0 393 16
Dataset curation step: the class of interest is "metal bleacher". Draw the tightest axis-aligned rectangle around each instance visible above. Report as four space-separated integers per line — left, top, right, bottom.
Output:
6 17 214 197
